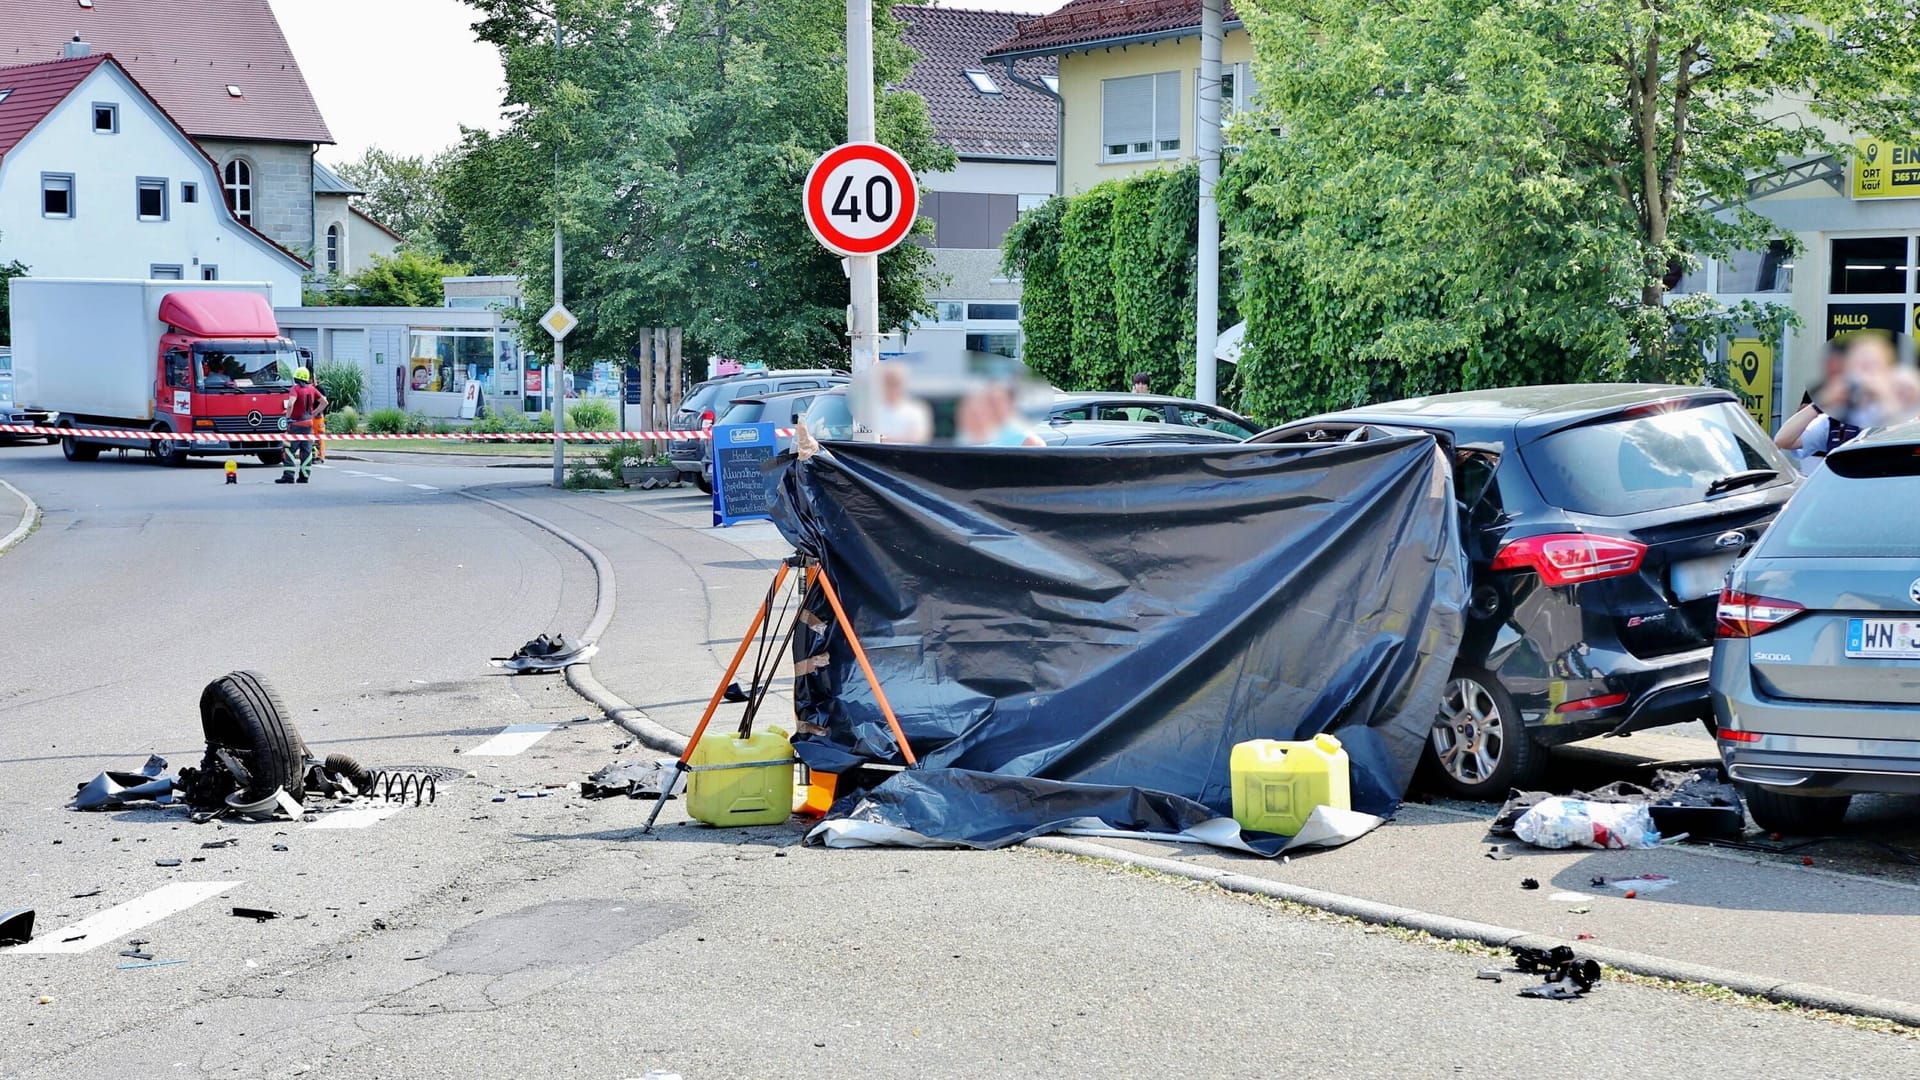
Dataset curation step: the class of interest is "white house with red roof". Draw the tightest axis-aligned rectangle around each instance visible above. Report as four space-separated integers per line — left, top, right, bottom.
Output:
7 2 339 261
0 48 305 304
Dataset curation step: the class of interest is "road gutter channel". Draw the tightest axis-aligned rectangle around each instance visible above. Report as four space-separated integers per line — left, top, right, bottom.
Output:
463 486 1920 1031
0 476 42 556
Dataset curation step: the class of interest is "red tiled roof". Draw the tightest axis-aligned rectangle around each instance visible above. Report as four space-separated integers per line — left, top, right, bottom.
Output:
0 53 309 269
1 0 331 145
985 0 1241 60
0 53 108 161
896 7 1057 160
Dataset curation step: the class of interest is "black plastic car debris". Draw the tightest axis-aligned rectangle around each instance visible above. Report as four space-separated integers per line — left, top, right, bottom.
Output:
582 760 684 800
200 838 239 850
1511 944 1602 1000
1519 983 1584 1001
1492 768 1745 842
723 682 749 704
231 907 280 922
154 858 182 867
119 949 154 960
0 908 34 945
490 633 597 674
1520 878 1539 890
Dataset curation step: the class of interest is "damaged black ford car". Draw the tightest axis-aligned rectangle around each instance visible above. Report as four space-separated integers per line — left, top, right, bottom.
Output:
1251 385 1800 799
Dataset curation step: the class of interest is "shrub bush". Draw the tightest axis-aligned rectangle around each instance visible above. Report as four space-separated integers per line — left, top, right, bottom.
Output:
316 361 365 413
331 405 362 434
566 397 618 433
365 407 410 434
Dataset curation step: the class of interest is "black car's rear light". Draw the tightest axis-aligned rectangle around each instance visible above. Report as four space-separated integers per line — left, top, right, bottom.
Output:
1714 588 1805 639
1491 534 1647 586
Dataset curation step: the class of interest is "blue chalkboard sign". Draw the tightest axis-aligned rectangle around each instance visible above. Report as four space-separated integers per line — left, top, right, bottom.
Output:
712 421 778 526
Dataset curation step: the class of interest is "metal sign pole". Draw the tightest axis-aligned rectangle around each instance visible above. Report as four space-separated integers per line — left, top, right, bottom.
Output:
846 0 879 380
551 14 567 488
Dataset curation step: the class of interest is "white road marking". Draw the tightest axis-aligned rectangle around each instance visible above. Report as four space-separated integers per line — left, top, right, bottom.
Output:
313 464 333 470
408 484 439 492
465 723 560 756
342 470 371 477
305 806 402 830
11 881 238 955
375 476 403 483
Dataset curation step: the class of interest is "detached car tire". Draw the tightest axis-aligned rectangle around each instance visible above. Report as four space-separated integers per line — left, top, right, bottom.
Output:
199 671 308 804
1425 667 1546 800
1738 782 1851 835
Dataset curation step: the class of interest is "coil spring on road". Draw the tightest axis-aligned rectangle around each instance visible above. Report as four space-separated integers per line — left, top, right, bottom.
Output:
365 770 438 805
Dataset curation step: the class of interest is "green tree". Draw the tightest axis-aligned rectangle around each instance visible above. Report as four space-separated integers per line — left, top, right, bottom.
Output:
339 249 471 307
0 236 26 348
333 146 448 250
444 0 954 371
1240 0 1920 397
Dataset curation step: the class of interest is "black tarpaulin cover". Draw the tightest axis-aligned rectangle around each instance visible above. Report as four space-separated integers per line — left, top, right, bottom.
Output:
768 435 1467 850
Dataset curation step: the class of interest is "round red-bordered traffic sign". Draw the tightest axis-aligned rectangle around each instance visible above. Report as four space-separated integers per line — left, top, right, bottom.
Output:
803 142 919 257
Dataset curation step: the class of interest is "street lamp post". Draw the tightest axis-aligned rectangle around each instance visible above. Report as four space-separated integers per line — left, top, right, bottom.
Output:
551 15 567 488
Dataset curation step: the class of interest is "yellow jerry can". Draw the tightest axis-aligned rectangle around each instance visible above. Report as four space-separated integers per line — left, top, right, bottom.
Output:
687 726 796 827
1229 733 1351 837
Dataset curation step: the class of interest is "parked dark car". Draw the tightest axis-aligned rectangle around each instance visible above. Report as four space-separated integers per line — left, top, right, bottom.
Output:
670 369 847 490
0 348 58 444
1711 419 1920 832
1252 384 1801 799
1050 392 1260 438
1038 420 1243 447
702 389 827 487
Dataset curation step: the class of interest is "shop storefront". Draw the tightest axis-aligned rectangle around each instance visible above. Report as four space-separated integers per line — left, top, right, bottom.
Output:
274 306 522 419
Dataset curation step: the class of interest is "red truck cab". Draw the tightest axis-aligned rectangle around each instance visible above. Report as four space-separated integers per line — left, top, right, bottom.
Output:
149 292 298 466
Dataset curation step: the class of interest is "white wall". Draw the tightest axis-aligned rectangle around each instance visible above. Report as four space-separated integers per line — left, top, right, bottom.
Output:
923 158 1054 197
346 211 401 271
0 65 304 305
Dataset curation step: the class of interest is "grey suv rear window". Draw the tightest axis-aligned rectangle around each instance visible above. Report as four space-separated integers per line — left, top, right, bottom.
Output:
1522 401 1788 516
1760 447 1920 558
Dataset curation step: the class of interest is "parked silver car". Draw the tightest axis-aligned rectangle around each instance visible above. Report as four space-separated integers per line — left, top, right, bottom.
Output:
1711 419 1920 832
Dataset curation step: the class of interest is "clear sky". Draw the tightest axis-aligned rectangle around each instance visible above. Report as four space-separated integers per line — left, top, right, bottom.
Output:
273 0 1063 168
274 0 508 168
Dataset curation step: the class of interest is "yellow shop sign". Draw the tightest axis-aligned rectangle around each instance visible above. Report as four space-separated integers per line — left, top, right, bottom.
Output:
1852 139 1920 200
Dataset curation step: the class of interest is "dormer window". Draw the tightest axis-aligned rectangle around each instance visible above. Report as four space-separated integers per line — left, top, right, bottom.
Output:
963 69 1001 96
0 90 13 106
225 84 243 98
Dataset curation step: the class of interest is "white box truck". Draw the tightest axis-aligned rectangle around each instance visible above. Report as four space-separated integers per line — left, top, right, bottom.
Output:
8 277 297 465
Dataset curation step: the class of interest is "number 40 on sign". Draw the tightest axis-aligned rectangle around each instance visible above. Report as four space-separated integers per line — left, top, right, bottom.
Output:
803 142 919 257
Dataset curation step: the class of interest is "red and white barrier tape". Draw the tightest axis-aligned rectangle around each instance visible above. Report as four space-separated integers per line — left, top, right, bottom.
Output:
0 424 793 444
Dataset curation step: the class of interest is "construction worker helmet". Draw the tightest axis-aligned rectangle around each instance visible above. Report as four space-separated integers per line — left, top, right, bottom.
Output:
294 366 312 383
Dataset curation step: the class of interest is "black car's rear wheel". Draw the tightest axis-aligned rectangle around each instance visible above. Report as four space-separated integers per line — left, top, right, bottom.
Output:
1426 668 1544 800
1738 782 1851 835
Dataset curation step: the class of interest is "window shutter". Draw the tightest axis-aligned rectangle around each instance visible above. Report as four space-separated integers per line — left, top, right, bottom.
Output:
1154 71 1181 149
1102 75 1154 152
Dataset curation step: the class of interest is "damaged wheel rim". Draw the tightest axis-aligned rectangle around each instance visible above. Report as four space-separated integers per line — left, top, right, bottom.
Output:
1434 677 1504 784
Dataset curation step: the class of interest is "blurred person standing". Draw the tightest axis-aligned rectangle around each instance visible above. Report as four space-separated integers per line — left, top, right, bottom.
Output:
871 362 932 444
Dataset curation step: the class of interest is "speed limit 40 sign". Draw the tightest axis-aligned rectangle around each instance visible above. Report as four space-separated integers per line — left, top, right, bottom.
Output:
803 142 919 257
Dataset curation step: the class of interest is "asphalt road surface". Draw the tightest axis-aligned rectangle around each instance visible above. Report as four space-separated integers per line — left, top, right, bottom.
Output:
2 444 1916 1078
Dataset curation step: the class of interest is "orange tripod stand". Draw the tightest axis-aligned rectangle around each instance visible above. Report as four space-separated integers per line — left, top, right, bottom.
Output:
642 553 915 833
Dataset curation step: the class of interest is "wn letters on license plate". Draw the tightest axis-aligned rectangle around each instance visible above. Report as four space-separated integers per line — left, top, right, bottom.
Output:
1846 619 1920 660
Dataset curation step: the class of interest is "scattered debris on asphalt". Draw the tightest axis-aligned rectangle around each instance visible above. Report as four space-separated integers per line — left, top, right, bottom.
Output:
1493 768 1743 843
723 681 750 704
71 755 176 810
1511 797 1659 850
0 908 34 945
1485 844 1513 861
1510 944 1601 1001
119 949 154 960
201 837 240 850
582 759 686 800
1598 874 1675 894
490 633 597 673
1520 878 1539 890
154 858 182 867
231 907 281 922
70 889 101 899
1475 968 1503 983
117 959 189 970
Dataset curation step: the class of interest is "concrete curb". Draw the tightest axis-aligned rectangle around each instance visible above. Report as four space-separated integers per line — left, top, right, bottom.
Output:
0 476 41 556
459 489 690 757
1023 835 1920 1028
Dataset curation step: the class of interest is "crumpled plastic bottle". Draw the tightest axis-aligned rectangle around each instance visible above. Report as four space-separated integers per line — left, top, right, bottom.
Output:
1513 797 1660 850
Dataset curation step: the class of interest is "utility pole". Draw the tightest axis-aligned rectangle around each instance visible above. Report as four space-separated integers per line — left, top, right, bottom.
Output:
845 0 879 380
551 14 567 488
1194 0 1223 405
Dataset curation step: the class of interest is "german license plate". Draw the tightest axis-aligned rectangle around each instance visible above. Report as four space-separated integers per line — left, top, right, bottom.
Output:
1846 619 1920 660
1671 553 1737 601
